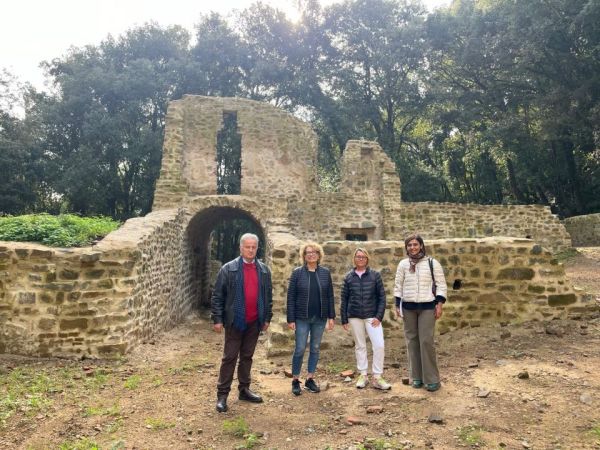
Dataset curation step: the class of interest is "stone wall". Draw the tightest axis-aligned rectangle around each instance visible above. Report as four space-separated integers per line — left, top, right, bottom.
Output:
399 202 571 253
267 237 589 347
153 95 318 209
563 213 600 246
0 209 194 358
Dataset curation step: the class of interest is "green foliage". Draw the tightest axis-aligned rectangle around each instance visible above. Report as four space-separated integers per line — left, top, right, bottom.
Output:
145 417 176 430
325 361 350 374
1 0 599 220
457 425 485 446
123 375 141 390
0 214 119 247
58 438 100 450
222 416 250 437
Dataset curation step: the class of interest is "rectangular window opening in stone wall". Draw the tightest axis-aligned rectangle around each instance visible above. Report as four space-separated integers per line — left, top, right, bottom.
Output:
342 227 374 241
216 111 242 195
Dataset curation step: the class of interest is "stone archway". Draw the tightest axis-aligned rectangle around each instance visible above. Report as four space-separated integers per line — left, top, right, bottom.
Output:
186 206 266 309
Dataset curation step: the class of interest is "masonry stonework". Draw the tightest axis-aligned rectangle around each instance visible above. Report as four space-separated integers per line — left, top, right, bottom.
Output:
563 213 600 246
0 96 589 358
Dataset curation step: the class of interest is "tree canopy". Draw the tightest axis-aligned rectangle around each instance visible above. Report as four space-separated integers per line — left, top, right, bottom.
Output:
1 0 598 219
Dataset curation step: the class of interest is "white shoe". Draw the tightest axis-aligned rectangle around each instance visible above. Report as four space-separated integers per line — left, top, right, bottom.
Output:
356 374 368 389
372 376 392 390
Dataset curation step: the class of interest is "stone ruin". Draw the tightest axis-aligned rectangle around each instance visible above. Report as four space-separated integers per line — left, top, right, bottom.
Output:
0 96 593 358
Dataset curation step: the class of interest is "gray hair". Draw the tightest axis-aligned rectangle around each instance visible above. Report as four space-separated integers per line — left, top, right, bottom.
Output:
239 233 259 246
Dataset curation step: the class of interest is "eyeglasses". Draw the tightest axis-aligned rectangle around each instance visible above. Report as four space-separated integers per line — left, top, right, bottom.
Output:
354 256 367 260
305 251 319 255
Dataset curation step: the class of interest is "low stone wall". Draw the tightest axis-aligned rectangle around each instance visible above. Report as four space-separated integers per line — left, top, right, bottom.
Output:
399 202 572 253
268 237 590 348
0 209 194 358
563 213 600 246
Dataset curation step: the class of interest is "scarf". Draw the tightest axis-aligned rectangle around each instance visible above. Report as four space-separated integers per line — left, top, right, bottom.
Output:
232 257 264 331
408 249 426 273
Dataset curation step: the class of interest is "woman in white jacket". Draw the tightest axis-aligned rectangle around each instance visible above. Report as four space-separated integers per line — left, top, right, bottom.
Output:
394 234 447 392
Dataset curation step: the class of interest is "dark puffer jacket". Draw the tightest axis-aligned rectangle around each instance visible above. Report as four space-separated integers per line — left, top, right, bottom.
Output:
341 267 386 324
286 265 336 323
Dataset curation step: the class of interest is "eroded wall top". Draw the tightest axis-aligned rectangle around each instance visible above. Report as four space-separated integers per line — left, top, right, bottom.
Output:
153 96 318 209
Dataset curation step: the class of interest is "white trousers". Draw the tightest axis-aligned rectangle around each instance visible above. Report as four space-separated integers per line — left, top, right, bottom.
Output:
348 318 385 376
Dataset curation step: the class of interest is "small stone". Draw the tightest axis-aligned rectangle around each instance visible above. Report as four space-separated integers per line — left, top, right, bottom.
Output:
521 441 531 448
344 376 352 382
468 362 479 368
283 369 293 378
366 405 384 414
428 414 443 424
500 330 511 339
390 362 401 368
401 377 410 385
340 369 355 378
496 359 508 366
339 429 348 435
320 381 330 391
477 388 491 398
545 324 565 337
580 392 593 405
259 368 272 375
517 370 530 379
346 416 364 425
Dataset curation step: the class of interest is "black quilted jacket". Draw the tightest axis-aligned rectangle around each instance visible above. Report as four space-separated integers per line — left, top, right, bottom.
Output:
341 267 386 324
286 265 336 323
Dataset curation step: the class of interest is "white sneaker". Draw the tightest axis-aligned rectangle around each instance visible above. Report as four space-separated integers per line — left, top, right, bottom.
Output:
372 376 392 390
356 374 368 389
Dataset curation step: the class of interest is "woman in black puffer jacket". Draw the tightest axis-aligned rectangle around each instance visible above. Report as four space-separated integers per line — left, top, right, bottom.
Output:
287 242 335 396
341 247 391 390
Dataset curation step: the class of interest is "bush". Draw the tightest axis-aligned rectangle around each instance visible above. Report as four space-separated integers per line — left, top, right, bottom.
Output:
0 214 120 247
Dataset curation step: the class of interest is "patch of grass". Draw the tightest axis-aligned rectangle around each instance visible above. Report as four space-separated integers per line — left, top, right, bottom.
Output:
555 247 580 262
84 403 120 418
236 432 259 449
57 437 100 450
145 417 176 430
124 375 141 390
223 416 250 437
457 425 485 446
0 367 59 427
590 424 600 438
0 213 120 247
83 371 110 390
167 359 201 375
325 361 351 374
106 418 124 434
151 376 164 387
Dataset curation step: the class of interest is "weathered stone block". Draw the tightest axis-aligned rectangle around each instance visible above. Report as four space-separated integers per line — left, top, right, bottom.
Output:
497 268 535 280
18 292 36 304
548 294 577 307
60 318 88 330
60 269 79 280
38 318 56 330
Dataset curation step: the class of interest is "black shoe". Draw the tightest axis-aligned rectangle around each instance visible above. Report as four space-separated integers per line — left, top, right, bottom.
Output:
238 387 263 403
304 378 320 393
216 396 228 413
292 379 302 396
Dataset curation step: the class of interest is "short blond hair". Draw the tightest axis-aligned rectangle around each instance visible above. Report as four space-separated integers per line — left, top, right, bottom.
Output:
299 242 324 264
353 247 370 265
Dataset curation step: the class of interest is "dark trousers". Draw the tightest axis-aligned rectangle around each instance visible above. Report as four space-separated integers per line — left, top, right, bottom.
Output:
217 322 260 398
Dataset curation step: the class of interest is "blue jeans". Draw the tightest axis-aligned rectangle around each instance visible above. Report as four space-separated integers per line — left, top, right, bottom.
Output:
292 317 327 376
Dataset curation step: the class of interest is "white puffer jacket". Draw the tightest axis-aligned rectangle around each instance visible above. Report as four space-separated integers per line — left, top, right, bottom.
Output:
393 257 447 303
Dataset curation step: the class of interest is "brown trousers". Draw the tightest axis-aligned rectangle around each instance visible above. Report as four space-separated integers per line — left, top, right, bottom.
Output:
402 309 440 385
217 322 260 398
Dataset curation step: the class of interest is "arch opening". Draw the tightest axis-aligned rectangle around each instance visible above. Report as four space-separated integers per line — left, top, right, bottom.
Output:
186 206 266 310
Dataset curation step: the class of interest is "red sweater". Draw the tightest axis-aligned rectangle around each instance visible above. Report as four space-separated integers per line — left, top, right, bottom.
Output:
243 261 259 323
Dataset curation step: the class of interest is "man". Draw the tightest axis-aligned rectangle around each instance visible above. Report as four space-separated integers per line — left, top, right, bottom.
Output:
211 233 273 413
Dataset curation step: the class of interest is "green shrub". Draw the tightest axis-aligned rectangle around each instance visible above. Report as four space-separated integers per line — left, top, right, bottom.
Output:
0 214 120 247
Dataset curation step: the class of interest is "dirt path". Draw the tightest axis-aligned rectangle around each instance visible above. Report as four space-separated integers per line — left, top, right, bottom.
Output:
1 249 600 450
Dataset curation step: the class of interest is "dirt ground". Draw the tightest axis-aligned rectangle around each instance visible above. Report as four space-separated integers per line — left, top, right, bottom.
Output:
2 249 600 450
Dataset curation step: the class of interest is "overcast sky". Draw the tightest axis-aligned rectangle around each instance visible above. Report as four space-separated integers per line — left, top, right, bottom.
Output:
1 0 450 90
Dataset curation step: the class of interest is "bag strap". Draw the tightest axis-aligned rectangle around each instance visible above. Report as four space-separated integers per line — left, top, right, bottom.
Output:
429 258 437 297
